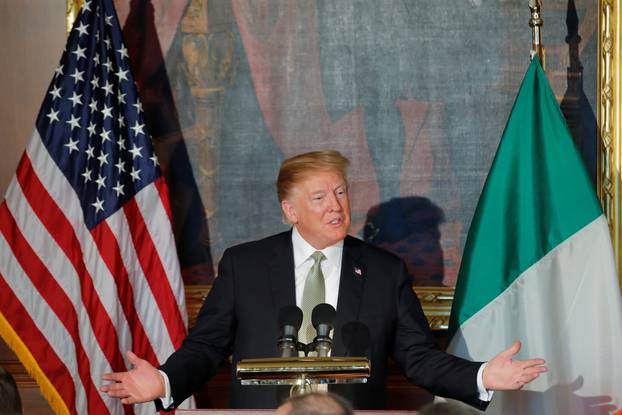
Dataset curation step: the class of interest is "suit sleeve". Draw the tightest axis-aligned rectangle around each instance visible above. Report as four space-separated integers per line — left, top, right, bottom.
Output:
391 261 489 410
158 248 237 408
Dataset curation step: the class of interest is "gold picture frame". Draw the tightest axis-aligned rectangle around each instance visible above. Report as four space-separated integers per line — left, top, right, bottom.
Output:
66 0 622 330
599 0 622 283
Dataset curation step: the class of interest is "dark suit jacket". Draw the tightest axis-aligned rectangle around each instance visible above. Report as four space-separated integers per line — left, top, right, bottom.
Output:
159 230 488 410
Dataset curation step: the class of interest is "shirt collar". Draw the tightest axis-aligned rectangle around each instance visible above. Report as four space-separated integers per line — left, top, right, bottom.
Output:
292 226 344 268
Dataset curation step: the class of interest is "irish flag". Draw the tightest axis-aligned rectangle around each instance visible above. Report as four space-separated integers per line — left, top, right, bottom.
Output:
448 58 622 414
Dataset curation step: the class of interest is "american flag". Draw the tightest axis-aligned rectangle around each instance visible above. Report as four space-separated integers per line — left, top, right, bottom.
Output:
0 0 190 413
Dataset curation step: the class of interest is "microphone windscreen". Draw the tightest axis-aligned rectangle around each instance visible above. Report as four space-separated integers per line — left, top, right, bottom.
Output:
278 305 303 330
312 303 336 328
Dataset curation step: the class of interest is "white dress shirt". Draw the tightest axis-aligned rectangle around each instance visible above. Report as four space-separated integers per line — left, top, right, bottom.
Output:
292 226 343 311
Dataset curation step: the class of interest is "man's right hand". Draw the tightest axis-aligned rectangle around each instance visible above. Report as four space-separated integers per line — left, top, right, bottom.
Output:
100 351 165 405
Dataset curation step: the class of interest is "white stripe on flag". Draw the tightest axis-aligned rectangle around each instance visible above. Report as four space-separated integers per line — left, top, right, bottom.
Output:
107 207 176 363
134 184 187 325
0 234 90 414
451 215 622 414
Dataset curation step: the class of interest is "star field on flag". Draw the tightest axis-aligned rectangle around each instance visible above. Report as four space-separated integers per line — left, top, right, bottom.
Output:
36 0 159 229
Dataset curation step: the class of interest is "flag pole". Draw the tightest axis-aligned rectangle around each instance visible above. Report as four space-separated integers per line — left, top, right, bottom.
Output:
529 0 545 69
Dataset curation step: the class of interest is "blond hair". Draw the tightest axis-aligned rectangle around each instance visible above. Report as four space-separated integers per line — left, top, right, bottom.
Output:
277 150 350 202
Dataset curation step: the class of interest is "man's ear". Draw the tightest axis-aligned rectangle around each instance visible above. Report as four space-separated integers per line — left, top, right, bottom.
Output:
281 199 297 224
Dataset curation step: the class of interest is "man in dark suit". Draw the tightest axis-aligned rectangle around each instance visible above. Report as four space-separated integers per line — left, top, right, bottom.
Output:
101 150 546 410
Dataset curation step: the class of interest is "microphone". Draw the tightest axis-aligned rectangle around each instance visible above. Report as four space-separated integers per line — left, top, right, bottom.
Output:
311 303 336 357
277 305 303 357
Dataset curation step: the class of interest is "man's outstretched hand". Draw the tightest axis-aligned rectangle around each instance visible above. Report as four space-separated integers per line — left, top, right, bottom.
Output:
101 351 165 405
483 340 547 391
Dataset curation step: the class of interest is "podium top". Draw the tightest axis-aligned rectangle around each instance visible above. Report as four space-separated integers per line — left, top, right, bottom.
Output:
236 356 370 385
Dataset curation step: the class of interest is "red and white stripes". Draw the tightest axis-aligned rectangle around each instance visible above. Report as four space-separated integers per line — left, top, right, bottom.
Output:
0 130 188 414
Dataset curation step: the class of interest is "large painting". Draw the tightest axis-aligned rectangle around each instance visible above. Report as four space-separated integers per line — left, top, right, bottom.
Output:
105 0 597 288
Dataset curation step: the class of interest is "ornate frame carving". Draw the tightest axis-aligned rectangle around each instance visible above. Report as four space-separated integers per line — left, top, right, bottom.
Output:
599 0 622 286
66 1 620 330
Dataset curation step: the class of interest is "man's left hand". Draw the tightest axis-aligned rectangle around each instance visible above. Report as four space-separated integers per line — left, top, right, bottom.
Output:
483 340 547 390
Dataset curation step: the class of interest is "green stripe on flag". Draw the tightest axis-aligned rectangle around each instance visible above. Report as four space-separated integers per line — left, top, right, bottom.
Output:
448 58 602 339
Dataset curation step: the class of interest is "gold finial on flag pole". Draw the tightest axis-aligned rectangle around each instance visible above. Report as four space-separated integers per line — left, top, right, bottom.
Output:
529 0 545 69
66 0 83 33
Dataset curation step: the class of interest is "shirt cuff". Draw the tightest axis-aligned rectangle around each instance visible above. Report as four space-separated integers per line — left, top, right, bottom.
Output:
477 362 494 402
157 370 174 409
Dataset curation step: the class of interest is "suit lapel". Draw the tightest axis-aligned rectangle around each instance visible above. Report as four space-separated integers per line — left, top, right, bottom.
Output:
332 236 366 356
267 230 297 315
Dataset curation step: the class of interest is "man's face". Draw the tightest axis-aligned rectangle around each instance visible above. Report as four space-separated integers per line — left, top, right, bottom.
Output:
281 169 351 249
